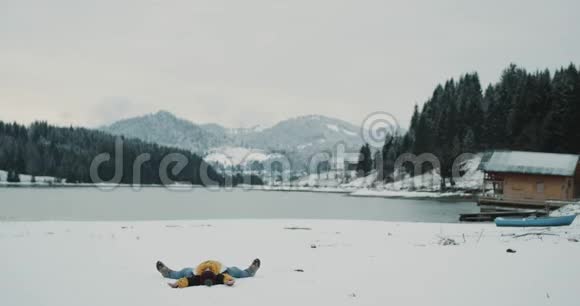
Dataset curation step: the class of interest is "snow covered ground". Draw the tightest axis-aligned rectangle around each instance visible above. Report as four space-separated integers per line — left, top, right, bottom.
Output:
360 155 483 193
294 170 360 188
551 204 580 216
204 146 282 166
349 189 470 199
1 217 579 306
0 170 58 185
289 155 484 198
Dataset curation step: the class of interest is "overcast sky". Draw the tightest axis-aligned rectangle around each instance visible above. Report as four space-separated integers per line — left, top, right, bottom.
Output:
1 0 579 129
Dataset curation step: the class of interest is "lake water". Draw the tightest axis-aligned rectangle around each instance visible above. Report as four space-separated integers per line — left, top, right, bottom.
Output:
0 187 478 223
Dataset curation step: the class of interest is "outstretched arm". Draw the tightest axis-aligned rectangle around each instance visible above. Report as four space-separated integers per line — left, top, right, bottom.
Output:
219 273 235 286
168 276 201 288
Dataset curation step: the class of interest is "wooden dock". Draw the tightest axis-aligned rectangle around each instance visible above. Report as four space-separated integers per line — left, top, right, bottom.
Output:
459 209 547 222
477 196 575 209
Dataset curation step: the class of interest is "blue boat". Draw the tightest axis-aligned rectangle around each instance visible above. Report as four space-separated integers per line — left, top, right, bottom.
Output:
495 215 576 227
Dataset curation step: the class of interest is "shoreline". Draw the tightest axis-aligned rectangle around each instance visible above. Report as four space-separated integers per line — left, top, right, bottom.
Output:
0 182 476 200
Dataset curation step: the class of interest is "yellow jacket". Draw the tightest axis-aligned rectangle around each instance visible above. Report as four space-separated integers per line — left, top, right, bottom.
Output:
195 260 225 275
175 260 234 288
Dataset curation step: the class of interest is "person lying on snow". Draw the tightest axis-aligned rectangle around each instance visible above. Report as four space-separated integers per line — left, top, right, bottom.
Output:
167 269 234 288
156 259 261 288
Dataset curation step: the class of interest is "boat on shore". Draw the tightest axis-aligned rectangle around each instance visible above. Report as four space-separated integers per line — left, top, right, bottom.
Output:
495 215 576 227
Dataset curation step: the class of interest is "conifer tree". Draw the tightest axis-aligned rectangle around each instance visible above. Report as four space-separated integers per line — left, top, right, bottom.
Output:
356 144 373 177
398 63 580 184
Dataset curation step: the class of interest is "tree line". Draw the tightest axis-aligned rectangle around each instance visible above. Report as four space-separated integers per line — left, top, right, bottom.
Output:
356 63 580 188
0 121 263 185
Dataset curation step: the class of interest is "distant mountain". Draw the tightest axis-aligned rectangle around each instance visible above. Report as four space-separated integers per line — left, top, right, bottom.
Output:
231 115 364 170
239 115 363 150
100 111 229 153
101 111 366 171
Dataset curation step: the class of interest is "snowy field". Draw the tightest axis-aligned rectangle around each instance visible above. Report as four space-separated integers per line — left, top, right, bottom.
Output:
0 170 58 185
1 217 580 306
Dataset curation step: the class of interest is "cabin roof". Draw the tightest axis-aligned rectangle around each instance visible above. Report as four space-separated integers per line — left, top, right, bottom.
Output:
479 151 579 177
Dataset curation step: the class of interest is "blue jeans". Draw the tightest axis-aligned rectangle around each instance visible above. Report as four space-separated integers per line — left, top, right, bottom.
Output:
168 267 195 279
167 266 254 280
224 266 253 278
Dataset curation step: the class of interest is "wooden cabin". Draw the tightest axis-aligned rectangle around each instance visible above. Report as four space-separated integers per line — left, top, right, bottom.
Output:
478 151 580 208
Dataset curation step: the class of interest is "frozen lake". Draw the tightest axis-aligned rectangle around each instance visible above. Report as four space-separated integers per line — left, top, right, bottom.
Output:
0 187 477 223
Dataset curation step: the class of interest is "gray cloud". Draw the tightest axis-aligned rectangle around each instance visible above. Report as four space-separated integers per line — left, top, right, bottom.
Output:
89 97 151 127
0 0 579 128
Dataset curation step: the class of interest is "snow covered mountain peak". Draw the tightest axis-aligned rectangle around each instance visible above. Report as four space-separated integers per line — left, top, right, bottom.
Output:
100 111 227 153
101 111 366 170
153 110 178 119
